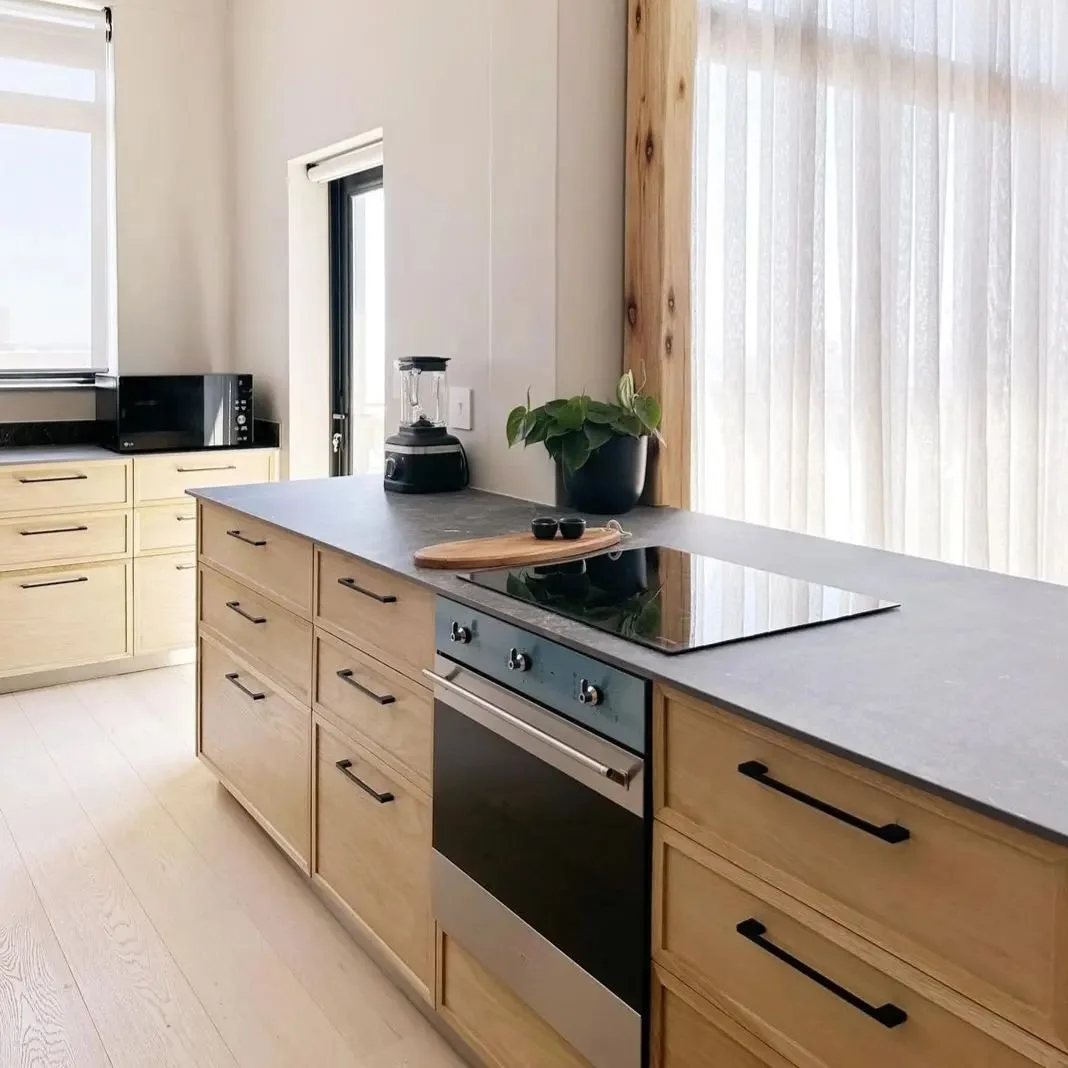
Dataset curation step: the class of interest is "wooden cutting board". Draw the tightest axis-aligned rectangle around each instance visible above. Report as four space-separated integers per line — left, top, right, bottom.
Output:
413 527 621 570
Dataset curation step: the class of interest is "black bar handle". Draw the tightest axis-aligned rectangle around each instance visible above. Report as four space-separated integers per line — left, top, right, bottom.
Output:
226 529 267 547
335 759 394 803
225 671 265 701
175 514 196 522
177 464 237 473
175 563 196 571
225 600 266 625
737 761 910 844
17 473 88 484
736 919 907 1029
19 575 89 590
338 576 396 603
18 525 89 537
336 668 395 705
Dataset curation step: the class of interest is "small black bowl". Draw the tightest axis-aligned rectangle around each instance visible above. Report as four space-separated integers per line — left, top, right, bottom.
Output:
531 516 559 541
558 516 587 540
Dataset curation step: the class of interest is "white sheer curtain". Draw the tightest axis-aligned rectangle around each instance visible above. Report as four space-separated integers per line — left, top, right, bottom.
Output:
691 0 1068 585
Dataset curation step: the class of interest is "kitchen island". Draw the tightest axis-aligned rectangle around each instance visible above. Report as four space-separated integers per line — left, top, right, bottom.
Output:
190 475 1068 1068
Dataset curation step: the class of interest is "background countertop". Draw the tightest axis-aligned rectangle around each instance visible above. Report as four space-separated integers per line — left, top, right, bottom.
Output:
190 476 1068 846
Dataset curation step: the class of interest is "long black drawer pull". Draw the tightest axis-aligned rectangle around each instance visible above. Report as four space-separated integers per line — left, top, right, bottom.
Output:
737 761 910 844
175 514 196 522
337 576 396 603
19 525 89 537
19 575 89 590
175 563 196 571
336 668 396 705
226 529 267 547
335 759 394 803
225 671 265 701
736 919 907 1028
225 600 266 625
17 473 88 484
177 464 237 473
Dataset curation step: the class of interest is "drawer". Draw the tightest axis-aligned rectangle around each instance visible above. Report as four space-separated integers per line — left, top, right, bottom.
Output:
133 449 272 505
438 931 592 1068
199 502 313 616
0 460 129 517
655 826 1041 1068
651 967 792 1068
0 509 129 571
198 634 310 868
313 718 433 996
315 547 434 683
134 552 196 655
656 686 1068 1050
314 630 431 791
198 565 312 703
0 560 129 677
134 503 198 554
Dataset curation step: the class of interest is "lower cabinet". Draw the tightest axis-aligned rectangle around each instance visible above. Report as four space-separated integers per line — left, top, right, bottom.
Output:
0 559 130 677
198 634 311 869
437 932 592 1068
312 716 434 999
134 552 196 654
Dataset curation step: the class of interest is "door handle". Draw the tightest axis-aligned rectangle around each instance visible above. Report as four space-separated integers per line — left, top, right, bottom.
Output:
17 473 88 484
226 529 267 547
336 668 395 705
736 919 907 1028
176 464 237 473
19 575 89 590
335 759 394 803
175 563 196 571
225 600 266 625
18 525 89 537
737 761 910 844
337 576 396 603
225 671 265 701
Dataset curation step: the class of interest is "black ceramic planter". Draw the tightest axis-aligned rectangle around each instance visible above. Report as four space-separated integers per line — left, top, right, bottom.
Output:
562 435 648 515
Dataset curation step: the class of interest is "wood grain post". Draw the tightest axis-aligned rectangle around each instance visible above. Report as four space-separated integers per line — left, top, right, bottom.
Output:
624 0 696 509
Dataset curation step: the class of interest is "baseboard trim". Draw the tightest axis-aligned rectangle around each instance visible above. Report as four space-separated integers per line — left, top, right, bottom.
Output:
0 647 194 694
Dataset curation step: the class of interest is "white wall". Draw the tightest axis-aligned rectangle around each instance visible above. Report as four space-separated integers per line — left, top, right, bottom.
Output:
0 0 233 422
231 0 626 499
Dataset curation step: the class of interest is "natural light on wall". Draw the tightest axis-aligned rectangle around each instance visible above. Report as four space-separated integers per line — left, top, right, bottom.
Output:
0 0 113 381
690 0 1068 584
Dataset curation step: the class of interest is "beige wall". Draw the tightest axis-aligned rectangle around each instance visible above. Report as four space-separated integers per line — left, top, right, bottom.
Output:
1 0 233 423
231 0 626 498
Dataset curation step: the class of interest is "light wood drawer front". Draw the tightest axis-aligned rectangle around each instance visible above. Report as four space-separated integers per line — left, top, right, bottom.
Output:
656 827 1040 1068
133 450 272 505
0 460 129 517
199 635 310 868
0 510 129 570
314 630 431 791
314 719 433 992
134 503 198 554
438 932 592 1068
199 502 313 616
652 967 792 1068
658 688 1068 1049
134 553 196 655
198 565 312 703
315 547 434 682
0 560 129 677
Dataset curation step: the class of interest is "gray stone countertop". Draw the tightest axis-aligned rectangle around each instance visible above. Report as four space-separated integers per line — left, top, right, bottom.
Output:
190 475 1068 846
0 445 119 466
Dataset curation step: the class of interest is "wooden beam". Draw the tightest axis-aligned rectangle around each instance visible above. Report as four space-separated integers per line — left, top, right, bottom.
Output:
624 0 695 509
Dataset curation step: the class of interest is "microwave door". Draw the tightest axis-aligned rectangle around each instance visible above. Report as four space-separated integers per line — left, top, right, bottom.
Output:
203 376 237 447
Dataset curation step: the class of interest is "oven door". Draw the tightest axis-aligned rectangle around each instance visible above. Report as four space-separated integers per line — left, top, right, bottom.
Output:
426 655 647 1068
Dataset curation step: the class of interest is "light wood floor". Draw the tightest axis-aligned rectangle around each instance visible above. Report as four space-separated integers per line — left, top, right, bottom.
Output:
0 665 466 1068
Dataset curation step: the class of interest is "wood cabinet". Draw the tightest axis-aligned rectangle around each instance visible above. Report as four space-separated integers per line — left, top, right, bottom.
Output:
0 509 129 570
134 502 198 554
133 449 273 505
134 553 196 655
0 459 130 516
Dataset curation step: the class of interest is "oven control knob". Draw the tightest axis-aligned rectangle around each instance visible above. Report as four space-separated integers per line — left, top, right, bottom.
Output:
449 621 471 644
507 647 531 672
577 679 602 706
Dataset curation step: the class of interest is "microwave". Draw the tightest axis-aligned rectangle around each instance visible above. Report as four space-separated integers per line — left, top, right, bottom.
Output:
96 374 255 453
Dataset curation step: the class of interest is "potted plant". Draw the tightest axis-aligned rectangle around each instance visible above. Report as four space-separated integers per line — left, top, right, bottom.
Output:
505 371 662 514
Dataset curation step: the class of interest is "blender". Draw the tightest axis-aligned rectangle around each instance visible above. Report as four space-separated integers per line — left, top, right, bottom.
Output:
384 356 468 493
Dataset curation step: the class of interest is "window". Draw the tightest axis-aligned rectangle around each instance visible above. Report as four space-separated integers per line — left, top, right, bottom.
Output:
0 0 114 382
691 0 1068 585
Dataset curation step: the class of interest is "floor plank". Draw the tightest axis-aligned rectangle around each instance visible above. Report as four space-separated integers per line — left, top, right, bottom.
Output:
0 693 238 1068
17 682 371 1068
0 798 111 1068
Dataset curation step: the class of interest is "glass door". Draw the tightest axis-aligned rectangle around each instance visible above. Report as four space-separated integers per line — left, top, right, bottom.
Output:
329 167 385 476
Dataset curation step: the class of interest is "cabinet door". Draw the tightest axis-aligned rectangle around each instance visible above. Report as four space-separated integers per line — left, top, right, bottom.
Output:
134 503 198 554
0 460 130 517
133 449 273 505
0 510 129 570
134 552 196 655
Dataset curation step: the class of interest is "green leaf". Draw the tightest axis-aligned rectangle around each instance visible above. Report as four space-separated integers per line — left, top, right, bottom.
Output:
520 409 539 439
506 405 528 447
544 399 570 418
556 398 586 431
584 423 614 451
616 370 636 411
585 400 619 424
545 436 564 463
524 410 550 446
610 410 644 437
560 431 591 474
633 394 662 432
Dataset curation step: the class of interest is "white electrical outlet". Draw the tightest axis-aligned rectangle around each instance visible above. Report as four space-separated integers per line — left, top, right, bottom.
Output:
448 387 473 431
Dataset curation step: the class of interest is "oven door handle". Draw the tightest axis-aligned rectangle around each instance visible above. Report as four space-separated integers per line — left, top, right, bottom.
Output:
423 669 640 788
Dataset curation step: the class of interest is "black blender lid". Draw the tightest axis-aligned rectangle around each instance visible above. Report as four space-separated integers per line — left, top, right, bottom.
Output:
397 356 449 372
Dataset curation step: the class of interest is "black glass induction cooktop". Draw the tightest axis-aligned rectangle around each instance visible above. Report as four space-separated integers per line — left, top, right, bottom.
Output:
461 546 899 655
